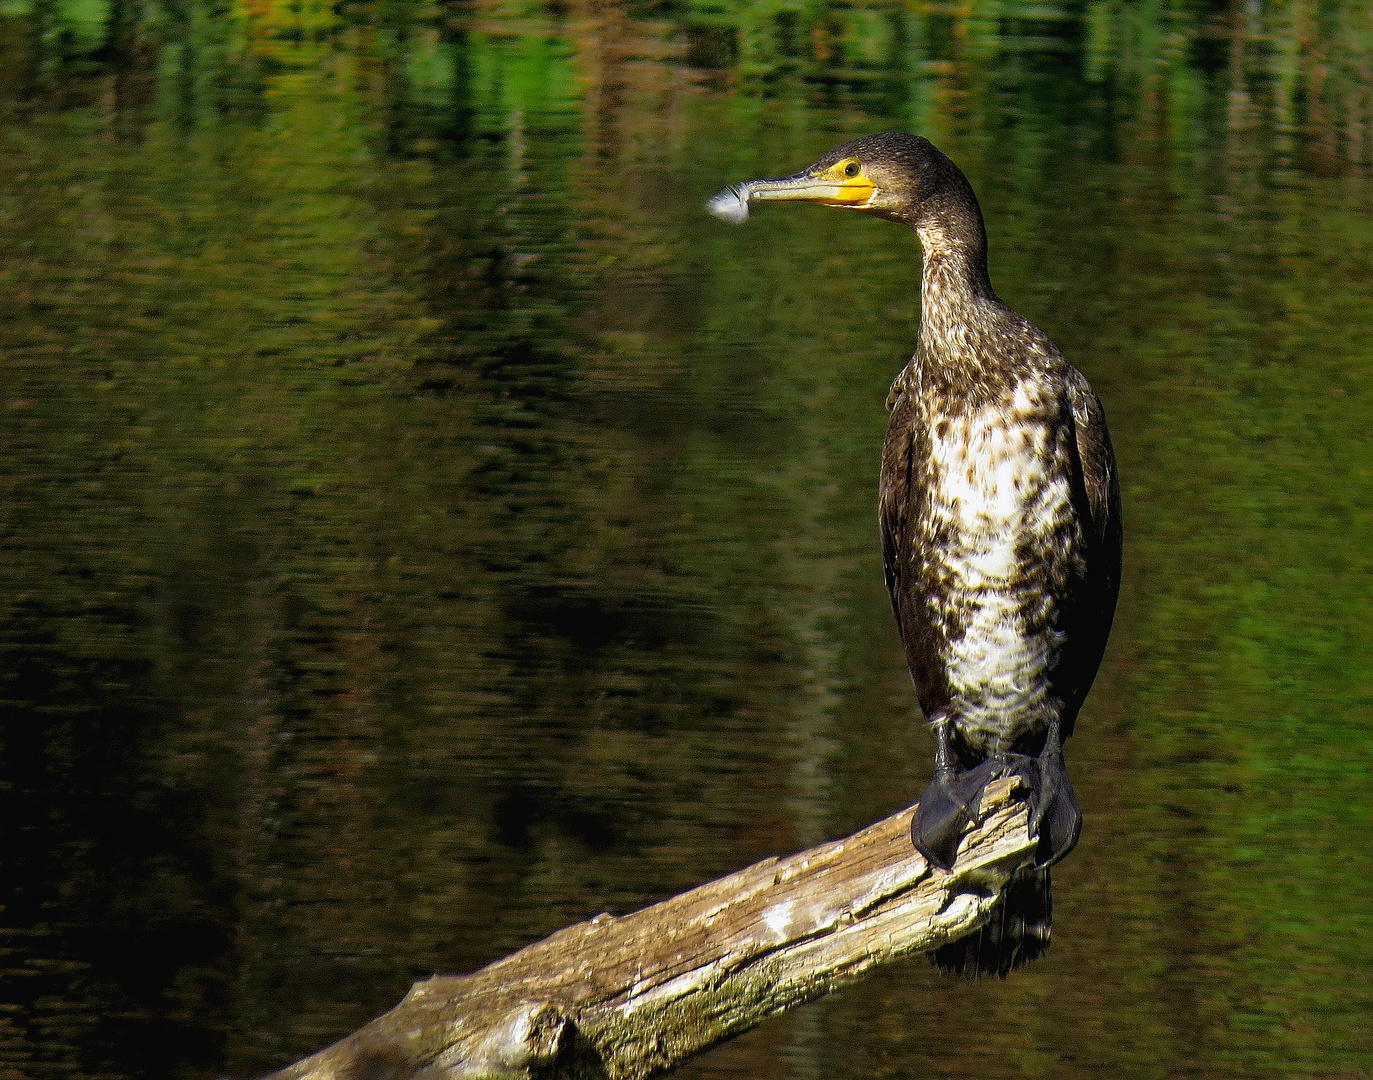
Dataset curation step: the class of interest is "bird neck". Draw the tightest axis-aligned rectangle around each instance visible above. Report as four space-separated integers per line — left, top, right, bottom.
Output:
911 198 1000 387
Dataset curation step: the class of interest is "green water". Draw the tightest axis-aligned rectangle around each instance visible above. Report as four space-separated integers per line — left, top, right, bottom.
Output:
1 1 1371 1078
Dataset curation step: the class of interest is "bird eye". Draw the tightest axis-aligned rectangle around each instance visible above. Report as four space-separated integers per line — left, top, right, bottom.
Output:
844 161 861 177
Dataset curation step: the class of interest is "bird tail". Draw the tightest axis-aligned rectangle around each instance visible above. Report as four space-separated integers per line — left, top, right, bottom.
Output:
931 866 1051 977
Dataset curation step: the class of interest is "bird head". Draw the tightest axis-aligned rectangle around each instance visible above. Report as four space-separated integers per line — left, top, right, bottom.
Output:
707 131 967 228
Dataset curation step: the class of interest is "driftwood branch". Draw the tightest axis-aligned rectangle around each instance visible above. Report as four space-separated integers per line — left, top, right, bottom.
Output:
266 777 1035 1080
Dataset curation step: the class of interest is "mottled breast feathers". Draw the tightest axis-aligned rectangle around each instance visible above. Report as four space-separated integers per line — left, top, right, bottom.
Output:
879 331 1121 761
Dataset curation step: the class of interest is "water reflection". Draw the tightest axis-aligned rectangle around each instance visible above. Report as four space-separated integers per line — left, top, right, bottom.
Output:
1 2 1371 1079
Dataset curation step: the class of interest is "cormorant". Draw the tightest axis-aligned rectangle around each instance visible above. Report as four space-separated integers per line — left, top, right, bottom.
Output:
708 133 1121 976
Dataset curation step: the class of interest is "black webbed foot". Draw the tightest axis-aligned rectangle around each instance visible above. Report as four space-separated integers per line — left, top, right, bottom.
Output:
911 758 1002 870
1024 747 1081 868
911 743 1082 871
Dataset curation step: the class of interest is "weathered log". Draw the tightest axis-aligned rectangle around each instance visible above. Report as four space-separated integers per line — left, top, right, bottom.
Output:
265 776 1036 1080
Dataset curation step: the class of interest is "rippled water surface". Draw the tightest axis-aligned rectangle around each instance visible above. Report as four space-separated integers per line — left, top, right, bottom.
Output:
2 2 1372 1078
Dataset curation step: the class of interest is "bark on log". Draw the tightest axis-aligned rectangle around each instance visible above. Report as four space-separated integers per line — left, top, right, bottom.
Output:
265 776 1036 1080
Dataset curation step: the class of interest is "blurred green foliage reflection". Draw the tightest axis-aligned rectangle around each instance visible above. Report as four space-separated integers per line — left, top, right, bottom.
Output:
1 1 1371 1079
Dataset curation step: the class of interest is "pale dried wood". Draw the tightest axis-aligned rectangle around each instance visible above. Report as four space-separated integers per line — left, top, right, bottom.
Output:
264 776 1035 1080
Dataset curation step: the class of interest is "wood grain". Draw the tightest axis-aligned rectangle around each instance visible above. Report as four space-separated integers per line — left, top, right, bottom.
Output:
265 776 1035 1080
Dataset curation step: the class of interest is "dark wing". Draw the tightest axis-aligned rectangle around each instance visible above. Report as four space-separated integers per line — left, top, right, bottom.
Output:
1066 366 1121 569
879 382 951 720
1058 364 1123 734
879 388 915 614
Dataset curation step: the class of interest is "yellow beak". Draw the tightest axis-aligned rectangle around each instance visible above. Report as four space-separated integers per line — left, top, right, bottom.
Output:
707 169 876 223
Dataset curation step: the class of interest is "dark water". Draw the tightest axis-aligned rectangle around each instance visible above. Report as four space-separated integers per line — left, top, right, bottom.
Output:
2 1 1372 1078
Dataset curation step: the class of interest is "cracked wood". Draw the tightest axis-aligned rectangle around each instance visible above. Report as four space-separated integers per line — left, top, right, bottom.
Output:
265 776 1036 1080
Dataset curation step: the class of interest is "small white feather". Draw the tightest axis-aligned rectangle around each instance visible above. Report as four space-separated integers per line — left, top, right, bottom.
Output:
706 185 750 223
